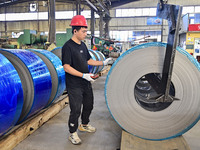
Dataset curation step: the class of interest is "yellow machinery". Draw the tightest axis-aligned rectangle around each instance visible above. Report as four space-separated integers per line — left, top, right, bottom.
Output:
185 32 200 62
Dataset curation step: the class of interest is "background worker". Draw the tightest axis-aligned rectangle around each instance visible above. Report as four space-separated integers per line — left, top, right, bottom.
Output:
62 15 112 145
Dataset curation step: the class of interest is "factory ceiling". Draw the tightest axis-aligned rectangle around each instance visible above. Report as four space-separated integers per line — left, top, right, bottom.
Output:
0 0 139 11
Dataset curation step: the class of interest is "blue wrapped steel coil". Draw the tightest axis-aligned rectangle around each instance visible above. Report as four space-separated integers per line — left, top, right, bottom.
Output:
0 53 23 136
96 51 105 73
51 47 62 60
88 51 96 73
89 50 101 74
28 49 66 107
0 49 52 123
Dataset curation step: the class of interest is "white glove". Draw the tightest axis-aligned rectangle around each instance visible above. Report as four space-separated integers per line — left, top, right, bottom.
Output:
103 58 113 66
82 73 95 82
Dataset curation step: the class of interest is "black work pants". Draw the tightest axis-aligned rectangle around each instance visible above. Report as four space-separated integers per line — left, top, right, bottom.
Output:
67 82 94 133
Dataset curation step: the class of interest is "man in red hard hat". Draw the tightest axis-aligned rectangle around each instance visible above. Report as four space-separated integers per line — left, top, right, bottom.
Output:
62 15 112 145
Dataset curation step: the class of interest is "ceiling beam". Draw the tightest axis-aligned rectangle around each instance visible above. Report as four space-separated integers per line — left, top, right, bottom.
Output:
109 0 139 8
85 0 98 12
96 0 110 16
0 0 74 8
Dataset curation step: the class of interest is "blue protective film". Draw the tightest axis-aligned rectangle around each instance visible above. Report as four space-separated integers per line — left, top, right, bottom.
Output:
96 51 105 73
51 47 62 60
0 49 52 123
28 49 66 107
89 50 101 74
88 51 96 73
0 53 23 136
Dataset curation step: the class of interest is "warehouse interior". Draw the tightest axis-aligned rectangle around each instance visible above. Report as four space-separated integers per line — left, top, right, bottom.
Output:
0 0 200 150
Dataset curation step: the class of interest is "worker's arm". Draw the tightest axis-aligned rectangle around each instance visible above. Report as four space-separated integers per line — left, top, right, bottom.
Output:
63 64 94 82
63 64 83 77
87 59 103 66
88 58 113 66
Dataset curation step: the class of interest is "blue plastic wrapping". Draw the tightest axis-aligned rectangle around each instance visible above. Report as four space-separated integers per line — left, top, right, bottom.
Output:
0 49 52 123
28 49 66 107
105 42 200 140
51 47 62 60
89 50 101 74
0 53 23 136
96 51 105 73
88 51 96 73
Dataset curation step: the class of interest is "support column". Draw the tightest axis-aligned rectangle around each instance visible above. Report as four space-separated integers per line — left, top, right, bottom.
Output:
99 12 104 37
161 19 163 42
4 5 7 37
104 16 111 39
48 0 56 44
76 0 81 15
37 0 40 32
90 9 95 36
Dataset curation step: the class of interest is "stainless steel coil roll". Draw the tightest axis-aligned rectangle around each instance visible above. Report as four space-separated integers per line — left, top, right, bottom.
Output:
96 51 105 73
28 49 66 107
105 42 200 140
88 51 96 73
89 50 101 74
0 49 52 123
0 53 23 136
51 47 62 60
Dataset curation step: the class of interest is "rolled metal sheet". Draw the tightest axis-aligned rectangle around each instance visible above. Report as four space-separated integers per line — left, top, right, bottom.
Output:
88 51 96 73
0 53 23 136
105 42 200 140
96 51 105 73
51 47 62 60
89 50 101 74
28 49 66 107
0 49 52 123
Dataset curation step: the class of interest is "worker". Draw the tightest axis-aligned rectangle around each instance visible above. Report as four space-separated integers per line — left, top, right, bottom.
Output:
62 15 112 145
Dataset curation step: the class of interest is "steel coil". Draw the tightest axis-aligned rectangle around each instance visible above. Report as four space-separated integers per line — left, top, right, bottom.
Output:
0 53 23 136
89 50 101 74
0 49 52 123
28 49 66 107
51 47 62 60
105 42 200 140
96 51 105 73
88 51 96 73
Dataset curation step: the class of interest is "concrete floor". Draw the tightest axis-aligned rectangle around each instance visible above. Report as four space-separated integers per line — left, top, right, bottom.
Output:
184 121 200 150
14 74 122 150
13 73 200 150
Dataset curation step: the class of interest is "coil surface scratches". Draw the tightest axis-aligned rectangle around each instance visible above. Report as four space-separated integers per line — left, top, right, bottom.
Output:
105 42 200 140
28 49 66 107
0 53 23 136
0 49 52 123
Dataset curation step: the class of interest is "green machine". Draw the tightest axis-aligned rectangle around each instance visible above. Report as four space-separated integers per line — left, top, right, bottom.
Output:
56 28 72 47
91 36 119 58
17 29 47 49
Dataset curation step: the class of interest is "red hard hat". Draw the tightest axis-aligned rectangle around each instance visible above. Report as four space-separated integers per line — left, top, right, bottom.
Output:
70 15 88 27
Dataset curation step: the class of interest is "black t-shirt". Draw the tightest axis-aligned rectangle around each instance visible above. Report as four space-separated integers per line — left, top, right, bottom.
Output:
62 39 91 88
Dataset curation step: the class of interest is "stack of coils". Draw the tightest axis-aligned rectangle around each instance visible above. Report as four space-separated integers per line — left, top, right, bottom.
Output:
0 49 65 136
